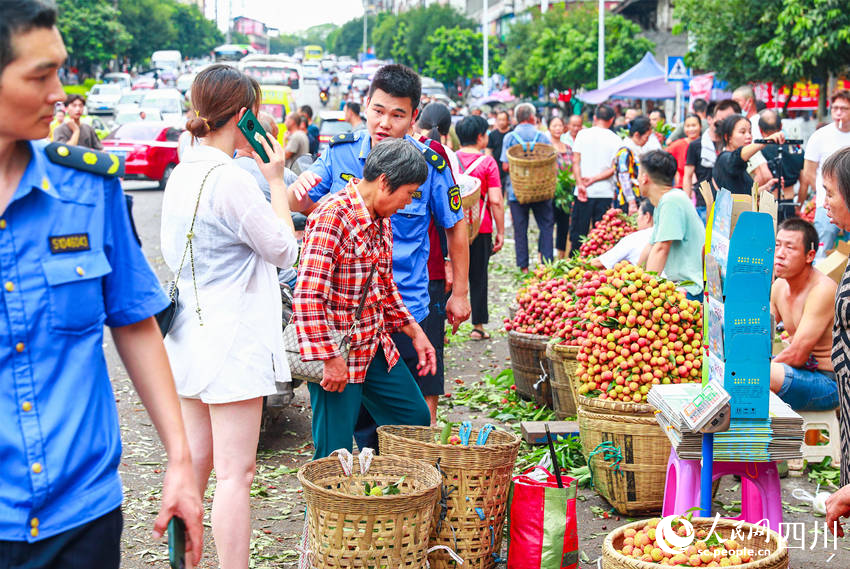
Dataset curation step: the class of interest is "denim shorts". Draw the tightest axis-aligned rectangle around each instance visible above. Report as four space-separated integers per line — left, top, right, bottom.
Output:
776 363 839 411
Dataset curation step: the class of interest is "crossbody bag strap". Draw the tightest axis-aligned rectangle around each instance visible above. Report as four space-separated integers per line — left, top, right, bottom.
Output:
171 163 224 324
347 223 382 336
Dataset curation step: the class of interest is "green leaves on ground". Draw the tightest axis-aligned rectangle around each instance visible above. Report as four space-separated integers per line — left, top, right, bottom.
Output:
806 457 841 489
448 368 555 425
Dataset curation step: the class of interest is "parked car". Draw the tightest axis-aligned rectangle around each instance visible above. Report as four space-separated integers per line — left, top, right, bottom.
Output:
316 111 352 158
86 83 123 115
101 122 180 189
140 89 184 124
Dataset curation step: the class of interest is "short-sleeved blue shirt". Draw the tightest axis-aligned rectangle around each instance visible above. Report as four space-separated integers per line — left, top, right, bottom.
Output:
307 130 462 321
499 124 551 202
0 141 168 541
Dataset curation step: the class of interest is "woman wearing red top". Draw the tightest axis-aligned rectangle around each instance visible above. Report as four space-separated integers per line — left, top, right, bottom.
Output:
666 113 702 188
455 115 505 340
293 139 436 459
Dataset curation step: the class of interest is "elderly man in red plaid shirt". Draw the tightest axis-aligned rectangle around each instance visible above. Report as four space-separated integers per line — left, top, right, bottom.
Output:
294 139 437 458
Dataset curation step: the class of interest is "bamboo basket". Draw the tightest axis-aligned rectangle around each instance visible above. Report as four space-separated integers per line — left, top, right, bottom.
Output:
377 425 521 569
546 342 580 419
602 518 789 569
506 142 557 204
508 330 553 408
507 302 519 320
577 395 670 515
298 454 442 568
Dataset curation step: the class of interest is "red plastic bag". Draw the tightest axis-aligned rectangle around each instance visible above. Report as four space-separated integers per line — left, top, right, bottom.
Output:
506 466 579 569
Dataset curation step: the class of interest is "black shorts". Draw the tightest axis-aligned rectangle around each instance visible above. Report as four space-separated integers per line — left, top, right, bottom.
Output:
0 507 122 569
391 279 446 396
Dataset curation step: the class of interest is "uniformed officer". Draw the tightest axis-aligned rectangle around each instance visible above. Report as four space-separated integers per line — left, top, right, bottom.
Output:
289 64 471 445
0 2 203 567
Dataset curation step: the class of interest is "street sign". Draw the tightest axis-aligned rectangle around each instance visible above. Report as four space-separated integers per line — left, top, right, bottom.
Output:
666 56 691 83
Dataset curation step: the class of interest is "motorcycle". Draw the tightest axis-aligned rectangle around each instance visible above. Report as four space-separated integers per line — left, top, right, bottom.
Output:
319 86 330 106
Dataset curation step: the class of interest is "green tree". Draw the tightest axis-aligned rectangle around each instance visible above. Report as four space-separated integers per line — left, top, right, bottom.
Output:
389 20 410 65
674 0 786 87
500 7 653 96
171 3 223 59
270 34 303 55
56 0 131 74
118 0 177 65
756 0 850 115
331 14 379 58
424 27 483 86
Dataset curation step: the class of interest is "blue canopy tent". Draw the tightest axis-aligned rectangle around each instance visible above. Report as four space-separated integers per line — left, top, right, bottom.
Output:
578 52 677 104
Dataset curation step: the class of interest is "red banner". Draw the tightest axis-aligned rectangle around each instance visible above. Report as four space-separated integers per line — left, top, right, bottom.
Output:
753 80 850 110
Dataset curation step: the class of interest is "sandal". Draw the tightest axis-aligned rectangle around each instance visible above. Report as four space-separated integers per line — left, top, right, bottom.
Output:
470 329 491 340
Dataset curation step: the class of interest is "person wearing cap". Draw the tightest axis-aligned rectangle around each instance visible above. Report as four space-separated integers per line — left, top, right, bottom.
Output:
287 64 470 450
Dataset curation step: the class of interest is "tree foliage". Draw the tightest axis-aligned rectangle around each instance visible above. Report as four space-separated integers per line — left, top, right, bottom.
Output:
424 27 483 85
117 0 178 65
330 14 381 58
170 3 223 59
500 7 653 96
56 0 131 73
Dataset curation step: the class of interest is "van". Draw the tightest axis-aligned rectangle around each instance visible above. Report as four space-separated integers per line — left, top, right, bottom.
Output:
258 85 297 143
151 50 182 71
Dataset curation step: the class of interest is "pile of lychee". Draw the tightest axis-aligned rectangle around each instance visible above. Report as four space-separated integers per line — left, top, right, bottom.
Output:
617 518 755 566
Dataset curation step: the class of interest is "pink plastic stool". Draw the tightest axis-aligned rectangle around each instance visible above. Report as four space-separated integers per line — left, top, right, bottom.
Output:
662 449 783 533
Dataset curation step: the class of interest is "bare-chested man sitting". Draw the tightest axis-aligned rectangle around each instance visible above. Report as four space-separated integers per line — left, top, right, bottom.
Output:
770 218 839 411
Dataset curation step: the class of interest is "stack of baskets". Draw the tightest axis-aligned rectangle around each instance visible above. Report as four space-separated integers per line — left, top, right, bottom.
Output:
378 425 521 569
545 342 580 418
298 454 442 568
506 141 557 204
577 395 671 515
507 330 553 407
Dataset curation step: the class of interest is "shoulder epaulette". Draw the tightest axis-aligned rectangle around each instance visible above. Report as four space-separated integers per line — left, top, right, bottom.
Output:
45 142 124 177
422 146 447 171
329 131 357 147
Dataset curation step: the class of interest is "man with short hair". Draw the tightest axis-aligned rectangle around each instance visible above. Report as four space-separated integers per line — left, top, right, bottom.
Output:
287 64 470 450
759 109 804 222
570 104 622 256
299 103 319 155
499 102 554 270
614 116 653 214
487 110 511 188
590 198 655 269
0 1 203 565
284 112 309 168
560 114 583 148
624 108 639 123
770 218 838 411
733 84 773 184
801 89 850 261
52 93 101 149
344 101 363 130
640 150 705 299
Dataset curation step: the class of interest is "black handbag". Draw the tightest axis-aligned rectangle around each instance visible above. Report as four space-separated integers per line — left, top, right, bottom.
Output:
155 164 223 337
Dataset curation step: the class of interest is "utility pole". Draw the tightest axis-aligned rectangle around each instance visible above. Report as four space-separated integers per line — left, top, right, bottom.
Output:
597 0 605 87
362 1 369 61
483 0 489 95
225 0 232 44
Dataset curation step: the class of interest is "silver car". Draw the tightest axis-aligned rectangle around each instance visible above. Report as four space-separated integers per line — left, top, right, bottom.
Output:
86 84 123 115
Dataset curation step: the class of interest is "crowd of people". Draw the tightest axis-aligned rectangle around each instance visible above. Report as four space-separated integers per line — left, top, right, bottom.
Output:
9 1 850 567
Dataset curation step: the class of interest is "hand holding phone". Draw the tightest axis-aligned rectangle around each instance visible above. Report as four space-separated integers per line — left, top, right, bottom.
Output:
237 109 272 163
168 517 187 569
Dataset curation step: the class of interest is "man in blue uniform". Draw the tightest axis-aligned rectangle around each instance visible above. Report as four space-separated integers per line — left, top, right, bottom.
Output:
288 64 471 447
0 2 203 566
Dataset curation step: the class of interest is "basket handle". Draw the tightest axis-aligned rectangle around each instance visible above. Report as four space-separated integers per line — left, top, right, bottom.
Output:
330 448 374 476
425 545 464 567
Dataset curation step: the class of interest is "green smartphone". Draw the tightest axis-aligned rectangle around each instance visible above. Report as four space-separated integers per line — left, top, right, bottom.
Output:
236 108 271 163
168 516 186 569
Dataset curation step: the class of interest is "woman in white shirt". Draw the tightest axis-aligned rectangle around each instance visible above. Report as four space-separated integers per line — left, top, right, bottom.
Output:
160 64 298 569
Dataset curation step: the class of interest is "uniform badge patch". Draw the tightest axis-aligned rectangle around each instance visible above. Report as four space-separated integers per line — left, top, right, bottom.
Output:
49 233 91 254
448 185 461 212
340 172 355 183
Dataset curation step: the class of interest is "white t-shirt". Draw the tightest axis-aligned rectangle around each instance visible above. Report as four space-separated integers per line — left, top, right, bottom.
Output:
573 126 623 199
805 122 850 207
597 227 653 269
643 133 662 152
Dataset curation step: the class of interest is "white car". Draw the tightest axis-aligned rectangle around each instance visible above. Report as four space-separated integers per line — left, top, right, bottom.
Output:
176 73 197 94
140 89 184 125
302 62 321 80
86 83 123 115
115 92 145 115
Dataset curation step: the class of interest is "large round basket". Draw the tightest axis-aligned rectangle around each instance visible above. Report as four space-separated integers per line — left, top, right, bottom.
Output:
546 343 580 418
602 518 788 569
298 454 442 568
577 395 670 515
508 330 553 407
460 185 481 210
377 425 521 569
506 142 557 204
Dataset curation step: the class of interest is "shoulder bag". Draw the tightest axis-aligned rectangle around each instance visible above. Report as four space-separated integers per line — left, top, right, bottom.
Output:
155 164 223 337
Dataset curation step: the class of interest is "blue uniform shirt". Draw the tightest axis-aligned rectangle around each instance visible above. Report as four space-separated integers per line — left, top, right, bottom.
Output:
0 141 168 541
307 130 462 321
499 123 551 202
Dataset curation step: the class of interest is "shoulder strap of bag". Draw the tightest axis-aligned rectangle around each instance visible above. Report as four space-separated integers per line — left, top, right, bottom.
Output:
463 154 488 177
347 222 382 336
171 163 224 323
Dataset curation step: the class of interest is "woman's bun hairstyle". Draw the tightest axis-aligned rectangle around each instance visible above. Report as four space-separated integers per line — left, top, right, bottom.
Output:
185 115 211 138
186 64 261 139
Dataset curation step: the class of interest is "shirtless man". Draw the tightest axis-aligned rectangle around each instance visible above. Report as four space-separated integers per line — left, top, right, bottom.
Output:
770 218 839 411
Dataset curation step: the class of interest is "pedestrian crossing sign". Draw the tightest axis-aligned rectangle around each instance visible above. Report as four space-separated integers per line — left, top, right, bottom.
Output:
666 56 691 83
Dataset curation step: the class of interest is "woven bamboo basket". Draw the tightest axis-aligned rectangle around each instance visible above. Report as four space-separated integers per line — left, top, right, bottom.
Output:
602 518 788 569
577 395 670 515
506 142 557 204
507 330 553 407
460 185 481 210
545 342 580 418
377 425 521 569
507 302 519 320
298 454 442 568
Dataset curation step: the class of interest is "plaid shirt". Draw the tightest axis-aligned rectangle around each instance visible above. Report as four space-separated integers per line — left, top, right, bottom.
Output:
293 181 415 383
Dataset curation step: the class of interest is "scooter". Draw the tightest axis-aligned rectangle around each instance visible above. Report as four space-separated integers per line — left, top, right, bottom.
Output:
319 86 330 106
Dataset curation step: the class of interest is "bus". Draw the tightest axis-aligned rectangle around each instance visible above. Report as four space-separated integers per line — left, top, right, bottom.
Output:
303 45 323 61
213 44 253 63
